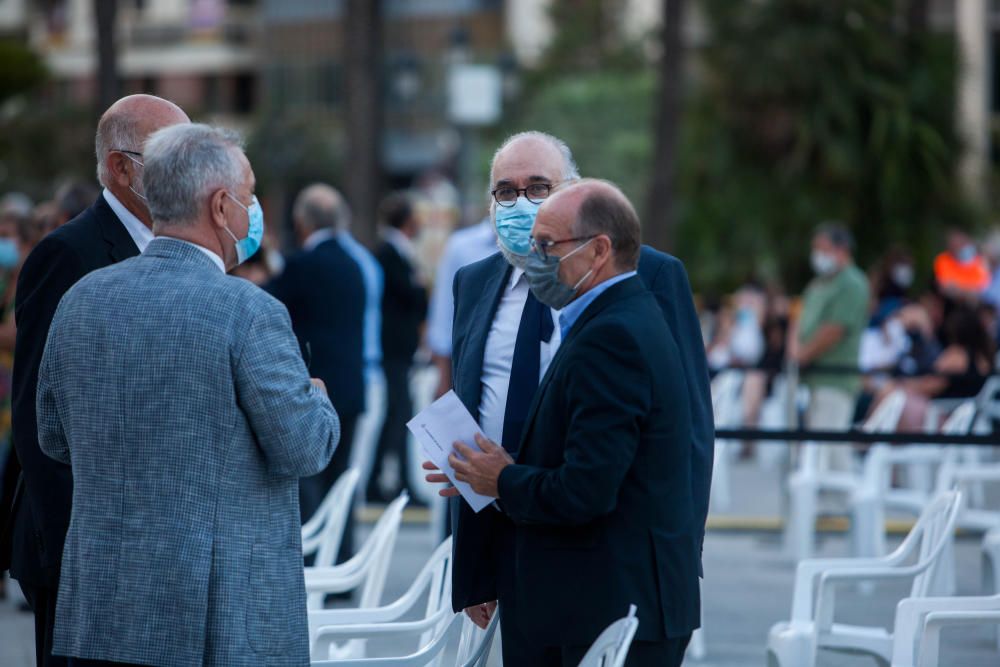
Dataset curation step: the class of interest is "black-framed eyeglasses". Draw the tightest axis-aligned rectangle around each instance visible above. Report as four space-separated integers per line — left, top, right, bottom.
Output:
111 148 143 158
529 235 596 261
491 182 556 207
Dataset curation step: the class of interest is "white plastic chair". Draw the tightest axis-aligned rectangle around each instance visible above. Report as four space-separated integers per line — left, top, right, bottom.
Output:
709 370 744 513
576 604 640 667
891 594 1000 667
767 491 963 667
455 611 501 667
309 612 499 667
848 401 977 565
309 537 453 661
302 468 362 568
784 390 907 562
305 492 409 612
310 611 463 667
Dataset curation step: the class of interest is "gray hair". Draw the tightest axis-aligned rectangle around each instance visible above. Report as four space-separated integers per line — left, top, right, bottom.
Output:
143 124 245 229
95 112 143 187
293 184 350 232
489 131 580 188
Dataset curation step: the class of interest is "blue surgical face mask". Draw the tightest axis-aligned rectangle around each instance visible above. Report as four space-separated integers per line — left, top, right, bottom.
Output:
524 238 594 310
0 238 19 269
494 196 539 257
224 193 264 265
957 244 977 263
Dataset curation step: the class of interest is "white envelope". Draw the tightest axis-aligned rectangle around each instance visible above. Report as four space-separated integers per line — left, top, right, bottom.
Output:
407 390 495 513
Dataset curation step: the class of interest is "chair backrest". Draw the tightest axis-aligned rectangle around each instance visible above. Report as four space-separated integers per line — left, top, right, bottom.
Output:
306 491 409 611
416 538 455 650
456 612 501 667
901 491 963 598
861 390 907 434
309 613 465 667
575 605 639 667
356 492 409 609
710 371 744 427
303 468 363 565
974 376 1000 422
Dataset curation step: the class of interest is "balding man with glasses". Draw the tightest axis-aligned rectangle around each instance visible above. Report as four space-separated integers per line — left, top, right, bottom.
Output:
424 132 712 665
0 94 189 667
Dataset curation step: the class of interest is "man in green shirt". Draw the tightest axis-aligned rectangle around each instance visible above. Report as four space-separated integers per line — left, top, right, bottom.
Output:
793 223 870 470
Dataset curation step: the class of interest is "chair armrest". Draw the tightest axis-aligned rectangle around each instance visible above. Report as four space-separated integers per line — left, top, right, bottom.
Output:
311 609 454 658
311 613 463 667
814 566 921 631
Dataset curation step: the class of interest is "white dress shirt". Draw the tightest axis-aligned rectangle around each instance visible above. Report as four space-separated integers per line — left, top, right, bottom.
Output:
103 188 154 252
303 227 337 251
476 268 561 444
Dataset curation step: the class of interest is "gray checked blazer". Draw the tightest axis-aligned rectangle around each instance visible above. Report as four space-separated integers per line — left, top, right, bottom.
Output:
36 237 340 667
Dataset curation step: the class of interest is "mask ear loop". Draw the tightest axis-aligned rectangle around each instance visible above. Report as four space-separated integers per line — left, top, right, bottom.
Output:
560 237 596 292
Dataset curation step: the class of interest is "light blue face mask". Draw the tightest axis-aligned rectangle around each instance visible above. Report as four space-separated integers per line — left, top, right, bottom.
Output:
0 238 19 269
494 196 540 256
225 193 264 265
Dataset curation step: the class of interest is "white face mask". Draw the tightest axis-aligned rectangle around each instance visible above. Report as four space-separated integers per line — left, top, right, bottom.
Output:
811 250 839 276
891 264 914 288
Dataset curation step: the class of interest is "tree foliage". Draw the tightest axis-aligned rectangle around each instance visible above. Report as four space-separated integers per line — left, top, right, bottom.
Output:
680 0 971 291
504 0 972 293
0 40 47 105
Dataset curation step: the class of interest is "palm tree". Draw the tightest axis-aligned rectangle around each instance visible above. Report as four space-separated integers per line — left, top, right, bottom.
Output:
645 0 686 252
344 0 382 245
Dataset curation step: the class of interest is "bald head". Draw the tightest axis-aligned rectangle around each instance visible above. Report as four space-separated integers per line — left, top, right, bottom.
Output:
293 183 350 241
539 179 641 270
489 131 579 190
96 95 189 187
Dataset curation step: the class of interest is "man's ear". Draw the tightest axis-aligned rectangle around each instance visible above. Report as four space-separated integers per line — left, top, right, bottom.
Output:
107 152 130 188
594 234 613 268
209 189 228 228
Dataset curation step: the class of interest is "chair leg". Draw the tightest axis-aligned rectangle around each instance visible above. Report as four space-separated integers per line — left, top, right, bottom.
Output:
983 535 1000 651
786 474 817 561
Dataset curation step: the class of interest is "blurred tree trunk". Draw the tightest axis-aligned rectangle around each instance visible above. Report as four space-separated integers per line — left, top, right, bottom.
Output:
344 0 382 246
644 0 685 253
906 0 930 34
95 0 119 113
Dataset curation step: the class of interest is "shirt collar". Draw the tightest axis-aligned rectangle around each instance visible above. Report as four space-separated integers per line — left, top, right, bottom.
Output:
103 188 154 252
558 271 637 339
382 226 416 263
167 238 226 273
509 266 525 290
304 227 337 251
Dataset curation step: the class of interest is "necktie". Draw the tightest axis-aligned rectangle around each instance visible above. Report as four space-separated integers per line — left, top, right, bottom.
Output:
501 290 554 457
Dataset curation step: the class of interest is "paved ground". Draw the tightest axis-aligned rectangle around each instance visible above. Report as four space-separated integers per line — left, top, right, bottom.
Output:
3 459 998 666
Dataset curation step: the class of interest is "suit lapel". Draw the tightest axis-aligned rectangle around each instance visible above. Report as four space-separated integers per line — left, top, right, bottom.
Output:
516 276 646 462
95 195 141 262
460 258 511 417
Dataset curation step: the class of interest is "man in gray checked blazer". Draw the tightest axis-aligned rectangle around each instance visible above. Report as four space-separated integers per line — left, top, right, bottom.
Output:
35 123 339 667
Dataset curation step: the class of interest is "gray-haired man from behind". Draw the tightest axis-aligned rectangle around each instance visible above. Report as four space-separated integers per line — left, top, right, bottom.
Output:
35 124 340 667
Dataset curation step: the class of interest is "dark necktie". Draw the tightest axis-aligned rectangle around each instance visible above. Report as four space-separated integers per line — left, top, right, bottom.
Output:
501 290 555 457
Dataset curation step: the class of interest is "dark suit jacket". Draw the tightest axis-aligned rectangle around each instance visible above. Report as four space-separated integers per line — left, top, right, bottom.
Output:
449 247 713 613
498 276 700 644
267 237 366 418
2 194 141 587
376 241 428 363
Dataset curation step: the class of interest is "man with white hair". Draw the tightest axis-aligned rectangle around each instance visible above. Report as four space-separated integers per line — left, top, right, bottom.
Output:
1 94 189 667
36 123 339 667
424 131 713 664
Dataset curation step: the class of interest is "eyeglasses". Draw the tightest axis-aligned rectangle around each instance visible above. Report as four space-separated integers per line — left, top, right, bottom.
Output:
491 182 556 207
112 148 143 158
529 235 596 261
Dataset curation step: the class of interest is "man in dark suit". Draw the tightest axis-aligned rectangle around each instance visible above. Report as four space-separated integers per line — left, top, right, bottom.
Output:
423 132 712 663
451 179 699 666
0 94 189 667
266 183 366 561
367 193 428 501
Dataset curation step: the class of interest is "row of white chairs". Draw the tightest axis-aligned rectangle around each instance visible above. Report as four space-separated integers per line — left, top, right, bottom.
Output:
769 490 1000 666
